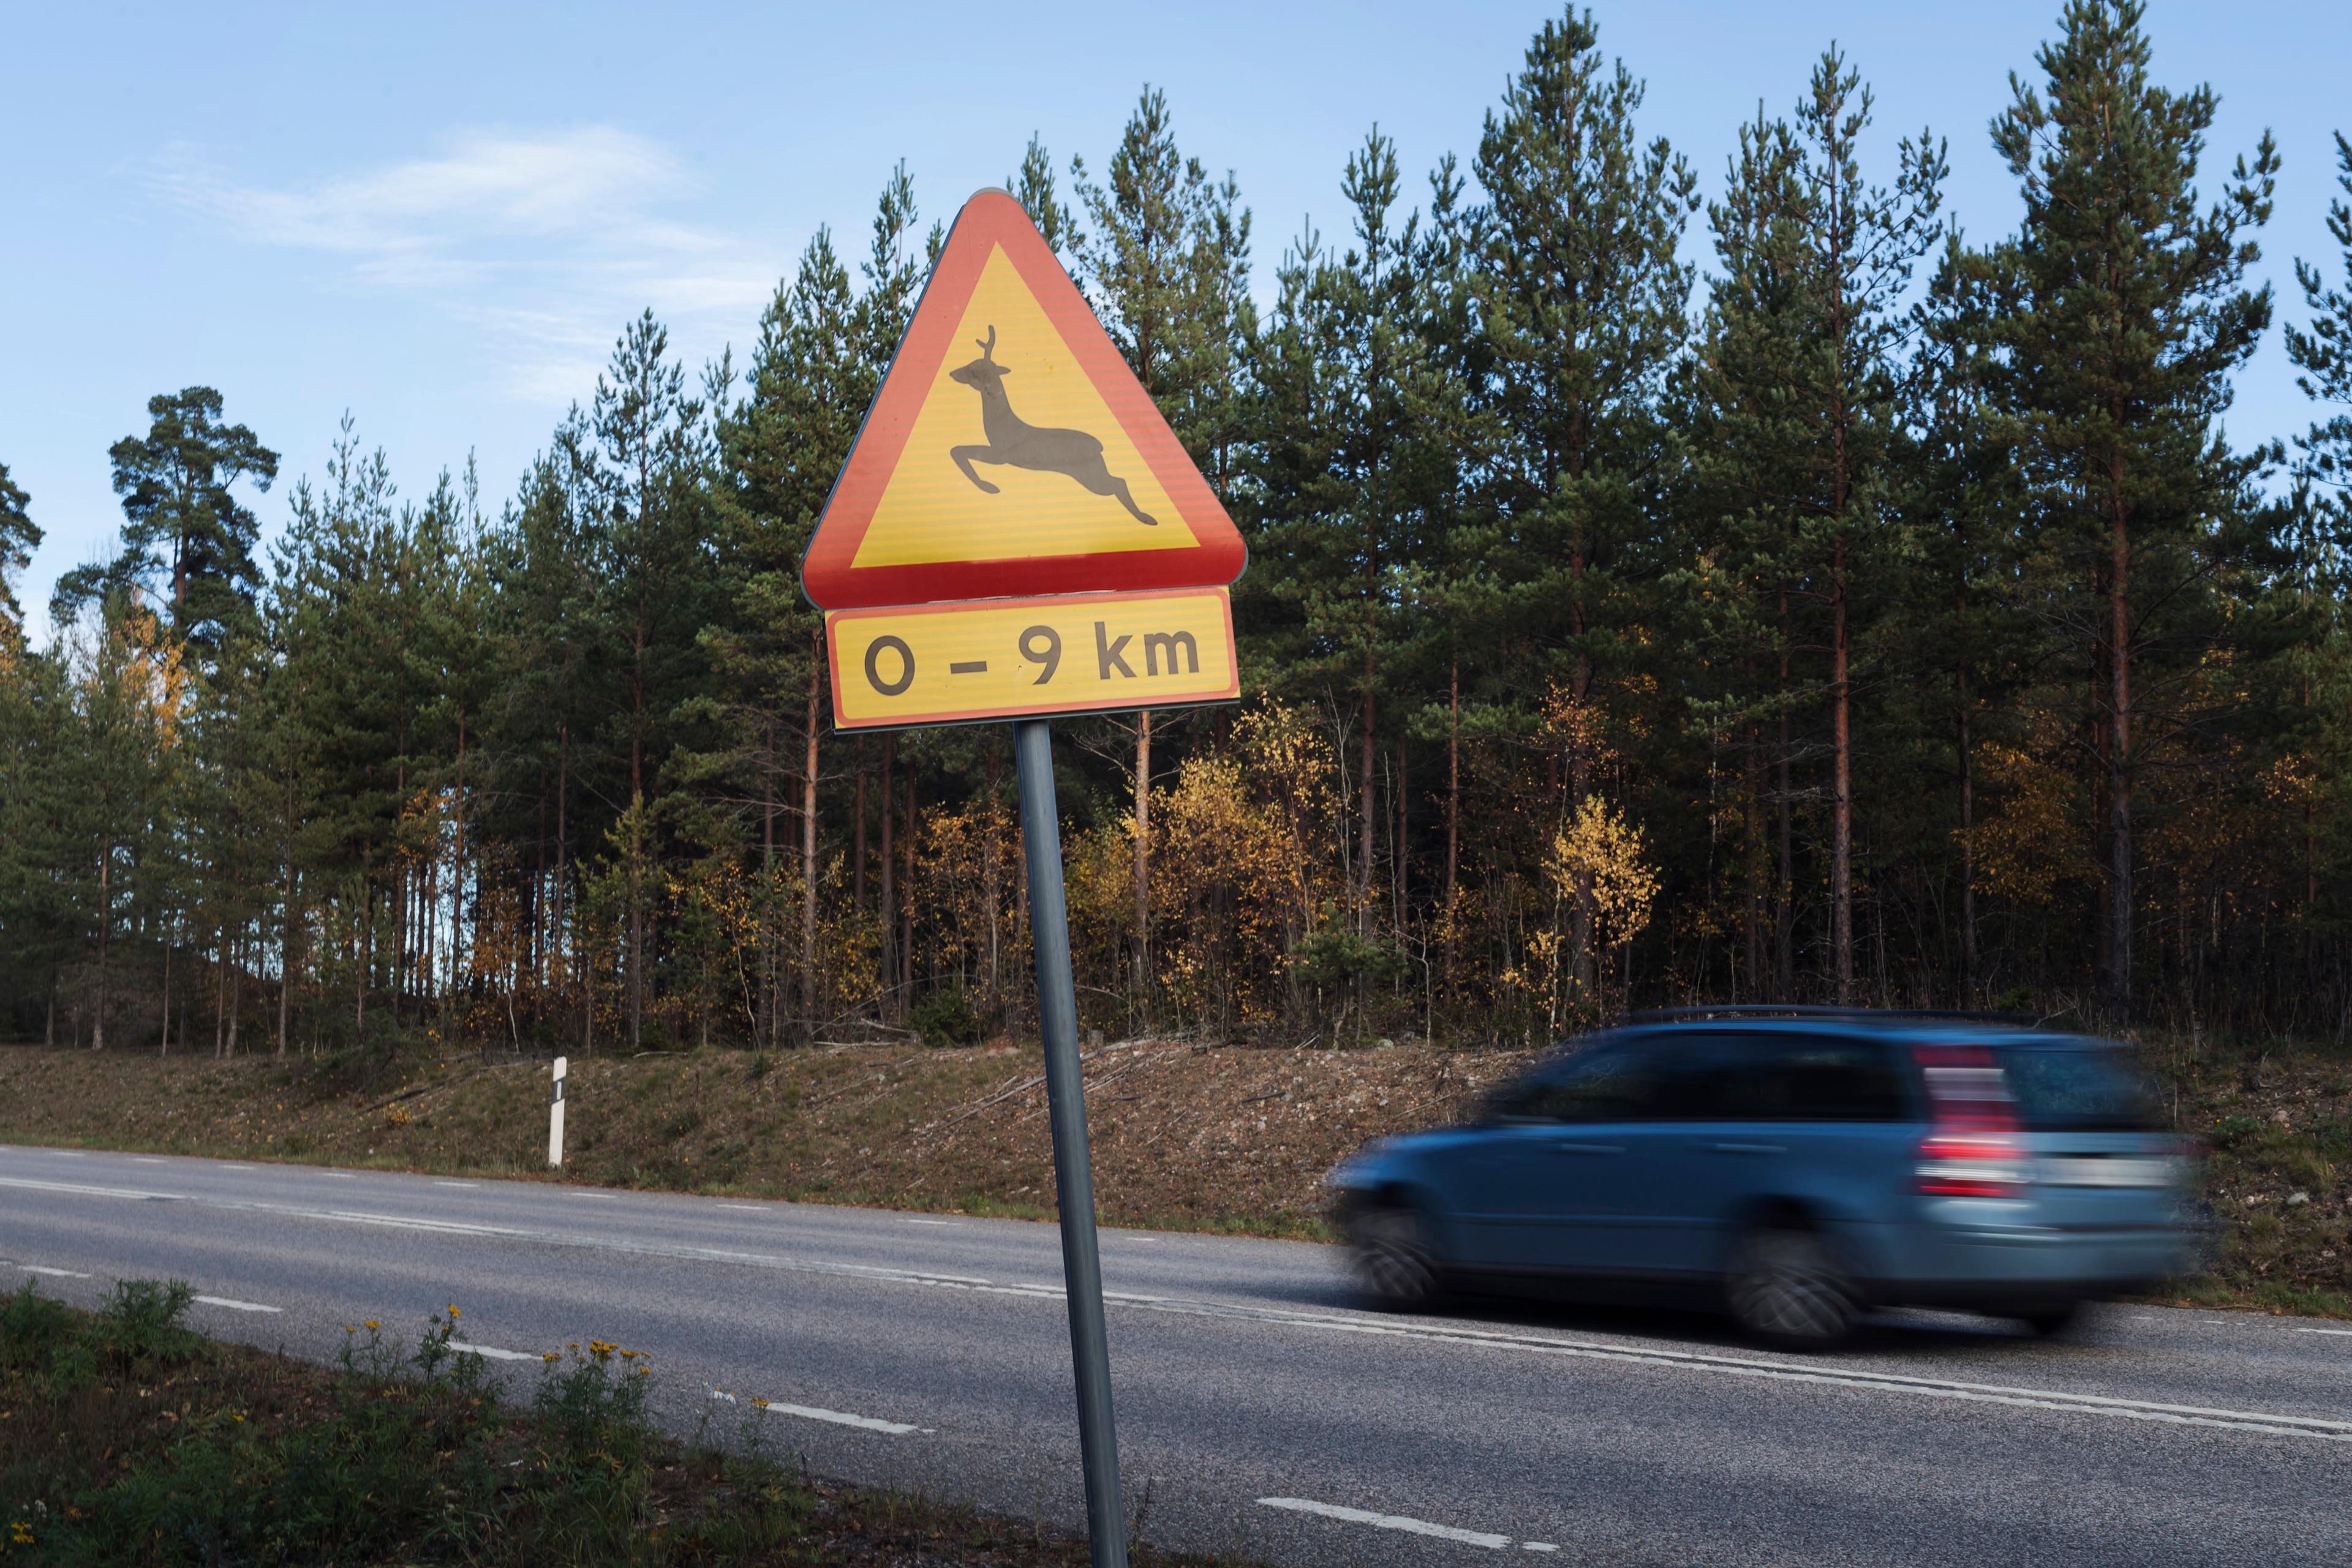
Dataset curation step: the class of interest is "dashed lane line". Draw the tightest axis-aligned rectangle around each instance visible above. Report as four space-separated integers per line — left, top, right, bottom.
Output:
10 1170 2347 1445
760 1401 924 1435
454 1343 547 1362
1259 1498 1512 1550
15 1264 91 1278
192 1295 281 1314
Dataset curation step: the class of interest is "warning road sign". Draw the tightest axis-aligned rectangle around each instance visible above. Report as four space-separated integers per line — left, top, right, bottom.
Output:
801 189 1246 614
801 187 1213 1568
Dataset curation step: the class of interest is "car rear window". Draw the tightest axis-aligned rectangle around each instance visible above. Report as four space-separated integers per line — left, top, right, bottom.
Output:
1994 1044 2160 1131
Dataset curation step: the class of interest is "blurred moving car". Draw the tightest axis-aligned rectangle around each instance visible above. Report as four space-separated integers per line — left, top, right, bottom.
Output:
1325 1008 2200 1348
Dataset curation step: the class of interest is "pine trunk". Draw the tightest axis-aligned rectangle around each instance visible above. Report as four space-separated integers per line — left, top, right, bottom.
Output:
880 736 897 1023
1958 676 1978 1004
1360 652 1378 940
802 650 821 1035
91 850 108 1050
1831 535 1853 1007
1133 710 1152 1012
2106 452 2133 1018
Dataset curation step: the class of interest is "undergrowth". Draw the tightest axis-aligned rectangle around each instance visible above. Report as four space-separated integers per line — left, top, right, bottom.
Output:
0 1284 800 1566
0 1282 1245 1566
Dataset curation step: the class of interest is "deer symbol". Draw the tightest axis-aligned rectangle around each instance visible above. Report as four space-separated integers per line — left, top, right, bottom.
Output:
947 326 1158 526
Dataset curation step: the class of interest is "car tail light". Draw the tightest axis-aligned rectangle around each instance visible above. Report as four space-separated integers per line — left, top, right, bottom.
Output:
1915 1134 2030 1196
1913 1044 2026 1199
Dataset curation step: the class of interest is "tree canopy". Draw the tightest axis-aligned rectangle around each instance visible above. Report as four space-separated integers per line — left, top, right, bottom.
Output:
4 1 2346 1058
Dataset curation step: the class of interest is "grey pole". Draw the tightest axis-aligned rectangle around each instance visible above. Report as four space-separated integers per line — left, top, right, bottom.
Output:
1012 716 1129 1568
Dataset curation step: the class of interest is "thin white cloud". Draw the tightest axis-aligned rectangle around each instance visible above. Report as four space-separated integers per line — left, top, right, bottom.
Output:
157 126 687 252
152 127 780 398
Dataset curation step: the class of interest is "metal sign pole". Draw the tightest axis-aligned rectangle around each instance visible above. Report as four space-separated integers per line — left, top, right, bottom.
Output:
1012 716 1129 1568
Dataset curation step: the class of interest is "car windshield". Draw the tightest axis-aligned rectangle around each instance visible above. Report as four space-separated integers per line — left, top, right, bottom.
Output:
1994 1042 2160 1131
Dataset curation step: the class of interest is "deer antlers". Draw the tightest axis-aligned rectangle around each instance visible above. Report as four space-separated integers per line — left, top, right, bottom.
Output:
974 325 997 360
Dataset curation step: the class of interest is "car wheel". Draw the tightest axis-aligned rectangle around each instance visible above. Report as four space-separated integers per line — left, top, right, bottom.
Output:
1725 1220 1858 1350
2014 1300 2081 1337
1349 1200 1442 1310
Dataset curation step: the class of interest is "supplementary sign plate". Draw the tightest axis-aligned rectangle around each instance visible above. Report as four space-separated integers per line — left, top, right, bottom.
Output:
827 587 1237 730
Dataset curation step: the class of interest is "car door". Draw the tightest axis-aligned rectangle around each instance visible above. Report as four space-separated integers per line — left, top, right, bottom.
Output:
1446 1040 1663 1275
1644 1031 1914 1275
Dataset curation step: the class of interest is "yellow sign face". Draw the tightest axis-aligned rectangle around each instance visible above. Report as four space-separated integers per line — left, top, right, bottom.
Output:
851 246 1201 569
827 589 1239 731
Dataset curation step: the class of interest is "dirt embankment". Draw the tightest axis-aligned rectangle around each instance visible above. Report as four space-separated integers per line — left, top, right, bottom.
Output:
4 1035 2348 1313
0 1040 1535 1235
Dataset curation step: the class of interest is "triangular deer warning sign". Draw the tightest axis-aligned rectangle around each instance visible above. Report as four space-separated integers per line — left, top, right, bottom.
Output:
801 189 1246 611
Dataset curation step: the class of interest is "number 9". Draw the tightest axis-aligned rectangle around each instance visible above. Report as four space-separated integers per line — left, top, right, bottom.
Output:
1019 624 1061 685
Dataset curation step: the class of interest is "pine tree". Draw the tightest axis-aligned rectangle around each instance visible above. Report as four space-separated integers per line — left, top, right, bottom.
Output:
1251 130 1457 972
1901 238 2034 1003
1987 0 2277 1015
0 461 39 636
1464 6 1697 1006
1689 51 1944 1003
2288 131 2352 530
1009 135 1077 257
55 388 278 660
586 311 718 1049
1073 89 1254 1015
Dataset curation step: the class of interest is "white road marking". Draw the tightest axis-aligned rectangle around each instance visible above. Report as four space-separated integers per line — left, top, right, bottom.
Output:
453 1342 545 1362
2298 1329 2352 1337
193 1295 281 1314
904 1218 957 1226
761 1401 922 1435
320 1173 358 1180
718 1204 766 1212
130 1158 168 1164
435 1180 478 1188
1523 1544 1559 1553
221 1164 257 1171
318 1212 535 1238
1259 1498 1511 1550
20 1265 91 1278
49 1150 87 1157
12 1169 2343 1446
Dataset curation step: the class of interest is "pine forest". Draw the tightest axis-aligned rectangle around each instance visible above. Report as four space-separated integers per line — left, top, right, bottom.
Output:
6 0 2352 1063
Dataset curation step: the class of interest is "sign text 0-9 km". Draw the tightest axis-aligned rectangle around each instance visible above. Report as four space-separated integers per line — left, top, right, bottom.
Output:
829 588 1236 728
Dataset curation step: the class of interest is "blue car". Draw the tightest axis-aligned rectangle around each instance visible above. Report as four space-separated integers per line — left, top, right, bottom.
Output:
1325 1009 2201 1348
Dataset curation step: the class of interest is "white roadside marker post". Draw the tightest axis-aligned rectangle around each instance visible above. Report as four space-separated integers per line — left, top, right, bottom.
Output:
548 1055 567 1167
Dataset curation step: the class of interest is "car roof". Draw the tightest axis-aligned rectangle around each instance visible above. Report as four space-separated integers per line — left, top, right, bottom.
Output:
1561 1013 2112 1055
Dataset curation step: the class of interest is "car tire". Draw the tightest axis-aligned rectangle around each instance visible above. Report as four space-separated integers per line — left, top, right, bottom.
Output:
1348 1199 1443 1310
2014 1300 2081 1337
1725 1219 1859 1351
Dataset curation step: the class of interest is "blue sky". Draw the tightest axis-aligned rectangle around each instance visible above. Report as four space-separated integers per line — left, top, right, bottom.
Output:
6 1 2346 627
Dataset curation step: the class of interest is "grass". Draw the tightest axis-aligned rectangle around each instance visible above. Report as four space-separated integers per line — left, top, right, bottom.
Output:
0 1038 1475 1243
0 1281 1249 1567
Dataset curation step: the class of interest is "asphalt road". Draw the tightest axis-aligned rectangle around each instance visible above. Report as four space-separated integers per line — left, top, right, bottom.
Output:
4 1142 2348 1566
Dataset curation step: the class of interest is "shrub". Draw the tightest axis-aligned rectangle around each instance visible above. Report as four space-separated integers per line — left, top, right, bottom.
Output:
911 987 984 1048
